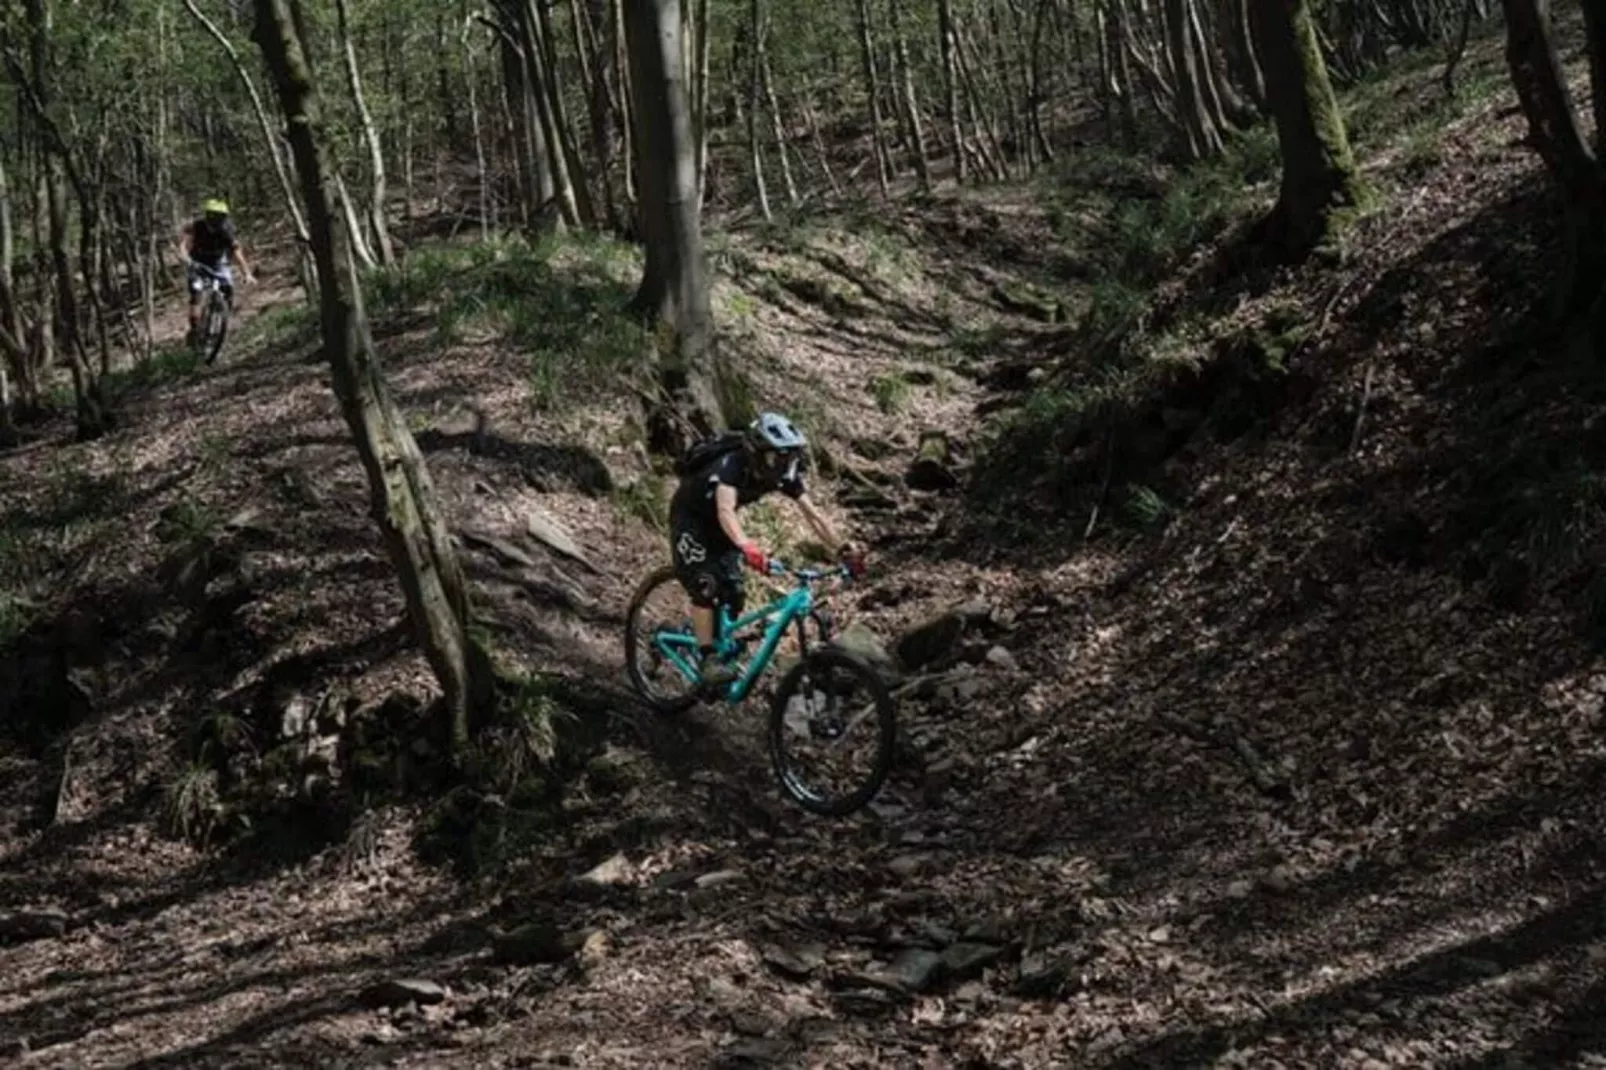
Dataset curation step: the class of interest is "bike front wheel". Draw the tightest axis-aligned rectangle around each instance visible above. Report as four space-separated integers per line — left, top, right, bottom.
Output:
624 564 702 715
768 646 896 817
201 290 229 365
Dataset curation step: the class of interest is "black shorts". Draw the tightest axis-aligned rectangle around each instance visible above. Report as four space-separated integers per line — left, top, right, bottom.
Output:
671 526 744 613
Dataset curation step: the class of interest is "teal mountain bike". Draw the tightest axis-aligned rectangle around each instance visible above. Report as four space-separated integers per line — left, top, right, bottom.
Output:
624 560 897 817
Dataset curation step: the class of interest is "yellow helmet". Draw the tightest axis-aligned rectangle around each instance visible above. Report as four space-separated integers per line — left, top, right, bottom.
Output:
202 198 229 215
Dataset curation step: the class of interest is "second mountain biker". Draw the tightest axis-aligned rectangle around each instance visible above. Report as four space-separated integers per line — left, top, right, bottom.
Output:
177 198 257 348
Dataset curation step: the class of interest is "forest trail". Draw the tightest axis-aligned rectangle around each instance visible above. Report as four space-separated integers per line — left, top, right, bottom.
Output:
5 26 1606 1070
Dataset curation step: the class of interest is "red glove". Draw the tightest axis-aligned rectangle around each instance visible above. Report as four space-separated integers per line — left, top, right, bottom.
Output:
740 542 770 573
841 545 868 578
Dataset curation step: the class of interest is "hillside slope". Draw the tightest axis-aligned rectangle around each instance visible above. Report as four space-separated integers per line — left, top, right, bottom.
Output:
4 27 1606 1069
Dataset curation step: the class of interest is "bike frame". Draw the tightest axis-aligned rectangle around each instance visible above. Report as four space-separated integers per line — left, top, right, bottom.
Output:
652 577 821 703
191 260 229 288
191 265 226 315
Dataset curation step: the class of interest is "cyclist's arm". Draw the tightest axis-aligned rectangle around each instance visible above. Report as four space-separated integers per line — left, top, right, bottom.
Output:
231 241 255 282
175 225 192 264
714 483 747 546
794 492 846 555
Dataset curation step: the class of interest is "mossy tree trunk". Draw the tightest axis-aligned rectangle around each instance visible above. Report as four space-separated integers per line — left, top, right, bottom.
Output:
252 0 494 755
1250 0 1362 259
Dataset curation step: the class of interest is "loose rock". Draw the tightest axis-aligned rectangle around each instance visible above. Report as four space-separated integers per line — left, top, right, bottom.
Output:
358 978 448 1009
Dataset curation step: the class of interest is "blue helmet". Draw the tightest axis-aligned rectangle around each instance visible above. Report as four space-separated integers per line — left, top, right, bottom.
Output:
747 411 807 483
748 411 807 453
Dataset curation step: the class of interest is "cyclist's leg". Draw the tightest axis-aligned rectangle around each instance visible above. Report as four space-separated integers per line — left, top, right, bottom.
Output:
714 550 745 618
672 527 735 684
185 263 203 340
217 263 235 308
672 527 715 645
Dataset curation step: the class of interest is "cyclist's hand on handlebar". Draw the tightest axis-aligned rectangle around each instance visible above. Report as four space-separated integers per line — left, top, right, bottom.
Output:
740 542 772 573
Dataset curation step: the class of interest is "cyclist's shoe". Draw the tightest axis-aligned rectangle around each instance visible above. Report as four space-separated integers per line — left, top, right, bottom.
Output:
697 650 737 687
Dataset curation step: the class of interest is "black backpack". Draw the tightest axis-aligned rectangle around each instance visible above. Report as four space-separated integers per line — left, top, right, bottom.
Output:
674 430 744 476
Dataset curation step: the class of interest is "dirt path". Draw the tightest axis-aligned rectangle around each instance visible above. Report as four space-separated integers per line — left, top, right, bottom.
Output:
5 77 1606 1065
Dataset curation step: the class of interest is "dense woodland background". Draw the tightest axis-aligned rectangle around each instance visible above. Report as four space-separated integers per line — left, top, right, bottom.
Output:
3 0 1606 1065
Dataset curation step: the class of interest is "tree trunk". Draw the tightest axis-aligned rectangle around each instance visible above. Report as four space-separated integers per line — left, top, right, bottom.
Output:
252 0 494 754
622 0 729 450
1027 0 1057 164
690 0 712 208
1579 0 1606 160
1165 0 1224 158
938 0 968 181
512 0 580 228
1221 0 1267 108
576 0 624 229
1251 0 1363 258
855 0 894 195
436 12 462 148
18 0 106 439
746 0 773 218
758 35 798 205
532 0 595 226
1102 0 1141 146
333 0 395 263
1500 0 1606 326
335 172 378 268
616 0 637 216
1189 0 1248 130
464 15 492 238
804 97 842 195
0 143 18 441
77 178 113 380
889 0 932 189
953 24 1009 180
493 7 558 230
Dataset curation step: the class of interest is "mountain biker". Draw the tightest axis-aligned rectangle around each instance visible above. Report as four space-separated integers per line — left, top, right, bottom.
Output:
177 199 256 346
670 411 866 686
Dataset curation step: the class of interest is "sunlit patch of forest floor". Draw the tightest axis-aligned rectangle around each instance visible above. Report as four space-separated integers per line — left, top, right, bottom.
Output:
6 22 1606 1069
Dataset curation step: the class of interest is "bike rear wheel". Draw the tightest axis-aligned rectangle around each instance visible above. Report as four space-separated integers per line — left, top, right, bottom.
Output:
624 564 702 715
201 289 229 365
768 646 896 816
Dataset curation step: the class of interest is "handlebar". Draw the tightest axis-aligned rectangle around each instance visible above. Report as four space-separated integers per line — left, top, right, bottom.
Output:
766 560 855 584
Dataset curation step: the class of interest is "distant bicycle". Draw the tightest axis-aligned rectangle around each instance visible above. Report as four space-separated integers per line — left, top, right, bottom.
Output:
188 260 231 365
624 558 897 817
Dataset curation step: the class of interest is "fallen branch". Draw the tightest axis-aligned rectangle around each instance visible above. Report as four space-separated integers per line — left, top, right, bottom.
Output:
51 736 74 826
1084 428 1116 541
1348 362 1376 455
1156 711 1292 800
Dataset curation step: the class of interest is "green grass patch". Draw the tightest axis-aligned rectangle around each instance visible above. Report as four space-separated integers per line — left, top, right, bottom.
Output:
366 233 649 412
1050 126 1275 290
870 372 912 414
1340 20 1510 153
612 472 670 533
242 301 319 351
